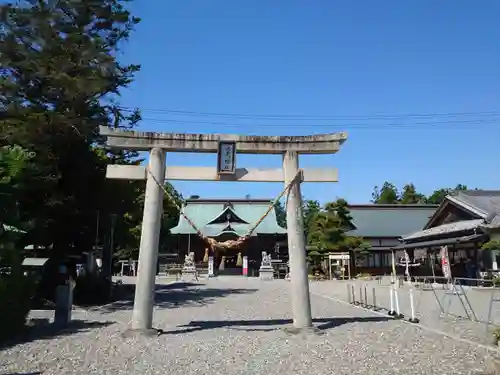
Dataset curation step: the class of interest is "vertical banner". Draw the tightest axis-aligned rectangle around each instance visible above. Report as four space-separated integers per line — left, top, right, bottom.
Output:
440 245 452 281
404 250 411 283
391 250 397 283
242 256 248 276
208 256 214 277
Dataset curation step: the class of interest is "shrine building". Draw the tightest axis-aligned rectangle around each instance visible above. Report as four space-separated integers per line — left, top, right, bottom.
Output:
170 198 288 272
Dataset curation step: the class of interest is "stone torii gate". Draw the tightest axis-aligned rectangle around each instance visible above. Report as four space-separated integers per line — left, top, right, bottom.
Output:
100 126 347 335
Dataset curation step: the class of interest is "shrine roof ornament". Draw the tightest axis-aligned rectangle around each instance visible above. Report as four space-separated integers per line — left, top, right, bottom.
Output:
207 206 248 225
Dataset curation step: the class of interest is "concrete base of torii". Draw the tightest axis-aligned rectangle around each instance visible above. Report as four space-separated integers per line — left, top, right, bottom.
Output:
99 127 347 335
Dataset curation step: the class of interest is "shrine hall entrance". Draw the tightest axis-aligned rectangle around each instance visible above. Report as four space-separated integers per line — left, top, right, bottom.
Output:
170 198 289 277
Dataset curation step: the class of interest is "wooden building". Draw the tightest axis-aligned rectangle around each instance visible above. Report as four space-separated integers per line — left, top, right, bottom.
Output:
395 190 500 278
170 198 287 273
347 204 438 275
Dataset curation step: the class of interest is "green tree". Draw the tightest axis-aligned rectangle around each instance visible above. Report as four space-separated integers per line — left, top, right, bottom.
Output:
370 181 472 205
0 145 34 229
0 145 35 340
307 199 369 268
372 182 399 204
0 145 34 259
302 199 320 239
117 182 182 260
307 211 343 264
426 184 469 205
0 0 148 256
400 183 426 204
324 198 354 230
274 200 287 229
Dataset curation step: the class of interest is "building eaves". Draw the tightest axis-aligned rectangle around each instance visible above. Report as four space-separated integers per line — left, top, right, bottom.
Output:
402 218 485 241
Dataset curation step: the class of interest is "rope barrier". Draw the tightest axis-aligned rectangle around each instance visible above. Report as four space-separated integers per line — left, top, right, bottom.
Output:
145 166 302 250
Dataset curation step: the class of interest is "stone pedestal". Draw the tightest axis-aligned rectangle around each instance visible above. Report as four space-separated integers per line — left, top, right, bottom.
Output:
259 266 274 280
54 284 73 328
207 256 215 278
181 266 198 281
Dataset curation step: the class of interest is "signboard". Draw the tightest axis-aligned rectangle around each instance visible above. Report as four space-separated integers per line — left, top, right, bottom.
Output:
329 254 350 260
217 141 236 174
242 256 248 276
208 256 214 277
440 245 452 280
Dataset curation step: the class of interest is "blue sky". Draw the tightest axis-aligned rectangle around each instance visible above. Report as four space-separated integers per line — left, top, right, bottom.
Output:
119 1 500 204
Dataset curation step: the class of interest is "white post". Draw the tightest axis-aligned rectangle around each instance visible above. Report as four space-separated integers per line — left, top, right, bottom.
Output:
394 288 401 316
283 151 313 329
493 250 499 271
389 287 394 314
409 288 416 321
208 256 214 277
131 148 166 332
391 250 397 284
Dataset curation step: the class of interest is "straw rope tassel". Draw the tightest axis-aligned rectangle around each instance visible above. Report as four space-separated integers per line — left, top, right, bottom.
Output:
145 166 302 250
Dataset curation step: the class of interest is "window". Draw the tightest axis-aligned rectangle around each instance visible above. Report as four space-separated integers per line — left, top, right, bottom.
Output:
381 253 392 267
360 253 382 268
367 254 375 267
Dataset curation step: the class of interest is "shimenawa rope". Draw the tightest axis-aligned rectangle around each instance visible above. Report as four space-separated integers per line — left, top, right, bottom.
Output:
145 166 301 250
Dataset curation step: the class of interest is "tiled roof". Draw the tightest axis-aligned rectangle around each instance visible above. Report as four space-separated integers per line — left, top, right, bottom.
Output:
402 219 484 241
170 200 287 236
451 190 500 225
347 205 437 238
404 191 500 240
453 191 500 215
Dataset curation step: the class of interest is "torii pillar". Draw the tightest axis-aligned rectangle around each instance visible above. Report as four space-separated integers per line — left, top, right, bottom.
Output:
99 126 347 335
283 150 312 328
131 148 165 332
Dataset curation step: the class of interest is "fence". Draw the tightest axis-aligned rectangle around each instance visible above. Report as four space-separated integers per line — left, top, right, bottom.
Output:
342 277 500 345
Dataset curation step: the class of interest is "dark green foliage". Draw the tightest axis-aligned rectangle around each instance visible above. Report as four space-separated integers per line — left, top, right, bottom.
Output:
73 274 109 306
0 0 183 328
426 184 469 204
372 182 471 205
0 145 34 339
302 199 320 239
306 199 368 267
399 184 427 204
0 274 36 341
371 182 399 204
274 200 287 229
0 0 144 254
0 0 181 263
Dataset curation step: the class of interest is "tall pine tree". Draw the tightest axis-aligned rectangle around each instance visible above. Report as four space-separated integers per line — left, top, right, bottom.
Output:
0 1 143 254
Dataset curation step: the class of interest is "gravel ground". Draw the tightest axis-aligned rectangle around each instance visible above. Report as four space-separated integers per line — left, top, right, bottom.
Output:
0 277 498 375
309 279 500 346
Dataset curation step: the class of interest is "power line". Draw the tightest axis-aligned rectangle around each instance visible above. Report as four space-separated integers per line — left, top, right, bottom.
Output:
119 106 500 121
137 116 498 129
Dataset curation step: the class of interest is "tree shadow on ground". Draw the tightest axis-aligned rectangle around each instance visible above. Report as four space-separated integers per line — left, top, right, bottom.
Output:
0 320 114 351
92 282 258 314
3 372 42 375
162 316 393 334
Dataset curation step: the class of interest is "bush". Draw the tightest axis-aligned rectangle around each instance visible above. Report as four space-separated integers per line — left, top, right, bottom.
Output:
73 274 111 306
356 272 373 280
0 274 35 341
492 326 500 346
492 275 500 287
